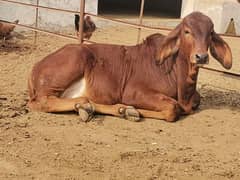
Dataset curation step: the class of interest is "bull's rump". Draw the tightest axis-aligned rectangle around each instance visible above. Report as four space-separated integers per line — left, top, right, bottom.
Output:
29 44 128 103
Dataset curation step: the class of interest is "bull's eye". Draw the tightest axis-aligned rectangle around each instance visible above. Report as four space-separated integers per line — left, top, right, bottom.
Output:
210 31 214 36
184 30 190 35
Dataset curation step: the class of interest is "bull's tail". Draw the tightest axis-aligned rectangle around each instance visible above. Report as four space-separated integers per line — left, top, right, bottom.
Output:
74 14 80 32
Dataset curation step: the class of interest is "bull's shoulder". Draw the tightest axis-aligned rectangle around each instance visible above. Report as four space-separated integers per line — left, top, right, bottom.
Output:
145 33 165 45
146 33 165 40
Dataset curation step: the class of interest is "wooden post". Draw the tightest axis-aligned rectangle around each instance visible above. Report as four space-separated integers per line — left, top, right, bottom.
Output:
137 0 145 43
79 0 85 44
34 0 39 44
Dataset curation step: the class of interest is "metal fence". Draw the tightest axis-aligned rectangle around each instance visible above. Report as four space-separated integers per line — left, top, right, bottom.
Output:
0 0 240 77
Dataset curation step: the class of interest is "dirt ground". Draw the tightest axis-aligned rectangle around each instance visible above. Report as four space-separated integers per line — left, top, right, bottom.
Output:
0 23 240 180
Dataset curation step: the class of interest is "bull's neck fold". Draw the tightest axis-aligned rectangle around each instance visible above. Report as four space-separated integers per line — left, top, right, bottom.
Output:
176 50 199 113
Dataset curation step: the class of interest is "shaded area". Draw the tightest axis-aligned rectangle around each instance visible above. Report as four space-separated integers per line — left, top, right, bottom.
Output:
98 0 182 18
199 85 240 110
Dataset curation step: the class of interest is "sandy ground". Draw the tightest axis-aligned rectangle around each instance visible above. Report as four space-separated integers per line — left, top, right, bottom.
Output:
0 23 240 180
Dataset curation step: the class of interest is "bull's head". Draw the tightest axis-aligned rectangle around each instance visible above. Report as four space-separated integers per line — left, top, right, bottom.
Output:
156 12 232 70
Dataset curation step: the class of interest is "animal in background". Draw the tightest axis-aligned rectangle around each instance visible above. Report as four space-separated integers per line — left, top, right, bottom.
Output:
0 20 19 42
74 15 96 40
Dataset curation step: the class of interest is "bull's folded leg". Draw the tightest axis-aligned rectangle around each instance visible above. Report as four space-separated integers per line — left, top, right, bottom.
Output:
28 96 94 122
136 106 181 122
28 96 141 122
92 103 141 122
122 92 182 122
28 95 180 122
28 96 89 112
92 102 180 122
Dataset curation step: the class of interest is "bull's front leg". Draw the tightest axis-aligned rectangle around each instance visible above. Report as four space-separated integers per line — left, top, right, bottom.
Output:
28 96 141 122
122 92 182 122
84 100 181 122
178 91 201 115
88 103 141 122
28 96 95 122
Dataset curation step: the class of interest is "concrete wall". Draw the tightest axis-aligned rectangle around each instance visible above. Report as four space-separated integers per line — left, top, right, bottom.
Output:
0 0 98 31
222 2 240 34
181 0 240 34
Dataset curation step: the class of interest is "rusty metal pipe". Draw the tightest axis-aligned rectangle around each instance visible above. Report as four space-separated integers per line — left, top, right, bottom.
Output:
137 0 145 43
78 0 85 43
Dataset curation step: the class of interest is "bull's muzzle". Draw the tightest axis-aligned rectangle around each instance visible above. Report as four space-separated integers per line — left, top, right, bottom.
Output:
195 53 209 65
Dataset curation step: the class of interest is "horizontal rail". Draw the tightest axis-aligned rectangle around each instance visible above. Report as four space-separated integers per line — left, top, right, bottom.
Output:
0 19 78 40
200 67 240 77
0 19 96 44
86 13 172 32
0 0 79 14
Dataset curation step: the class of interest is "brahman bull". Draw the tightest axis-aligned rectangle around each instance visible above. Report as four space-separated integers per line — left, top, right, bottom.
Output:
28 12 232 122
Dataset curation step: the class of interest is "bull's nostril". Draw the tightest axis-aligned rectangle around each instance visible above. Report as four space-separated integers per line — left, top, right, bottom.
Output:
201 54 209 60
195 54 201 61
195 54 209 63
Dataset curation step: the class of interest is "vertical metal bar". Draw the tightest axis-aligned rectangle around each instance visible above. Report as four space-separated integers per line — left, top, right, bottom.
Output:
34 0 39 44
137 0 145 43
79 0 85 44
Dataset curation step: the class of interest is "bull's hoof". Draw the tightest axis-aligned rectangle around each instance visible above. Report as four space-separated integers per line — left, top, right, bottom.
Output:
77 108 91 122
75 103 95 122
119 106 141 122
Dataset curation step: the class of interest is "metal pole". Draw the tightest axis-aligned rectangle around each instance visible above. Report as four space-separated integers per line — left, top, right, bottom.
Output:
79 0 85 44
34 0 39 44
137 0 145 43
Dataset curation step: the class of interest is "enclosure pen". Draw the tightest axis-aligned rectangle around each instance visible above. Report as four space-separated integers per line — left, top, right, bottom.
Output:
0 0 239 77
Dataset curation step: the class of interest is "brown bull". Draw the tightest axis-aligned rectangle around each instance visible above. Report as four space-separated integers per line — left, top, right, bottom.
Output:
28 12 232 122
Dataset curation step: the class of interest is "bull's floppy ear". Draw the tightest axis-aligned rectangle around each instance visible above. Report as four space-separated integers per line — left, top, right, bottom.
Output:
210 31 232 69
156 24 181 65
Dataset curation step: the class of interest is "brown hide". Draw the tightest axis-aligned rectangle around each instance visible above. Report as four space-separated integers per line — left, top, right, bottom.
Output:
0 20 18 38
28 12 232 120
